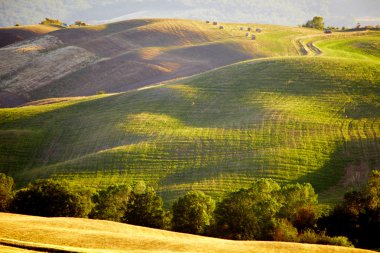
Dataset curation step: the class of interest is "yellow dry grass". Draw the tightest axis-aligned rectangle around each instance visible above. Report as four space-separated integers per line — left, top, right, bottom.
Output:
21 97 89 106
1 24 60 34
0 245 40 253
0 213 375 253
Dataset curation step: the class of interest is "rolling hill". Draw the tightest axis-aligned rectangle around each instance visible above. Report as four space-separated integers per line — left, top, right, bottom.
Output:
1 0 380 27
0 213 376 253
0 24 60 48
0 24 379 204
0 19 321 107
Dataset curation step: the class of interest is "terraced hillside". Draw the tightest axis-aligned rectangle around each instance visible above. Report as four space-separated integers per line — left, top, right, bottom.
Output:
1 26 379 204
0 213 375 253
0 19 320 107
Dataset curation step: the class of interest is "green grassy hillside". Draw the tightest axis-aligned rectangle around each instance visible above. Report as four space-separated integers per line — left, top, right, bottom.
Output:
1 37 379 204
316 32 380 61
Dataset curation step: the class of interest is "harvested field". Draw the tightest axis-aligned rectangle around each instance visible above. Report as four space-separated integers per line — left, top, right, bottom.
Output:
0 213 375 253
0 19 319 107
0 24 59 48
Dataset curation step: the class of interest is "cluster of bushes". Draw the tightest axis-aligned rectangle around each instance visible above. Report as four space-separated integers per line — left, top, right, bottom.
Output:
74 21 87 26
1 171 379 249
302 16 325 30
40 18 63 26
39 18 87 28
318 170 380 249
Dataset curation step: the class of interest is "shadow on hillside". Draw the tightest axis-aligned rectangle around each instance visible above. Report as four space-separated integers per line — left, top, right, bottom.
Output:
294 138 380 199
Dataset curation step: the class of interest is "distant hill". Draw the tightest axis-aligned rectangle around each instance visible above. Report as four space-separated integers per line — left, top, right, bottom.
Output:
0 19 319 107
1 0 380 27
0 26 379 204
0 24 60 48
0 213 376 253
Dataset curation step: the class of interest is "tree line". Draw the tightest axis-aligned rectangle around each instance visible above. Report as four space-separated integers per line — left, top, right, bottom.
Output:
0 171 379 249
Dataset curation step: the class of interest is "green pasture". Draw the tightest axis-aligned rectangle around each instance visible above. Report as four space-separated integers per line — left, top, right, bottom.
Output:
0 24 379 204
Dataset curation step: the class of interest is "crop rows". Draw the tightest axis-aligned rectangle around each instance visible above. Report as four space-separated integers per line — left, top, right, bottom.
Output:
1 34 379 204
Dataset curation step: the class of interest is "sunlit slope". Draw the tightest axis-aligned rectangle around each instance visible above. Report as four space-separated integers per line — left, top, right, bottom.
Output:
0 24 59 48
298 31 380 60
1 56 379 203
316 32 380 61
0 19 319 107
0 213 375 253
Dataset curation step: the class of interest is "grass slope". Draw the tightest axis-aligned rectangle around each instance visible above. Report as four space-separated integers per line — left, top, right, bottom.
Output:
0 213 375 253
0 19 319 107
1 43 379 204
299 31 380 59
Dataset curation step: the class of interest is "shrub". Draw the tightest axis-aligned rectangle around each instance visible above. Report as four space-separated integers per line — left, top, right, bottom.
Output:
299 229 353 247
11 179 88 217
299 229 318 244
293 205 318 232
318 234 353 247
0 173 14 212
273 219 299 242
172 191 215 235
75 21 87 26
41 18 62 26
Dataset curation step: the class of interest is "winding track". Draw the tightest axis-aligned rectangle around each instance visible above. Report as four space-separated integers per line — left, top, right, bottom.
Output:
294 35 324 56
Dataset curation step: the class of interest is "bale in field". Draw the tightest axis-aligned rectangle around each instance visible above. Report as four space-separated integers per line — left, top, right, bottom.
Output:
247 27 252 31
246 32 250 37
251 35 256 40
206 21 210 24
213 21 218 25
240 27 244 30
256 28 262 32
219 26 224 29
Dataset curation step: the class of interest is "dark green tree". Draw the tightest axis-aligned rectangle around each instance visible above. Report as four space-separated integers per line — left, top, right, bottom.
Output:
320 170 380 249
172 191 215 235
213 179 282 240
11 179 88 217
0 173 14 212
279 183 319 231
303 16 325 30
90 184 132 221
365 170 380 210
122 186 165 229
